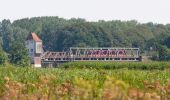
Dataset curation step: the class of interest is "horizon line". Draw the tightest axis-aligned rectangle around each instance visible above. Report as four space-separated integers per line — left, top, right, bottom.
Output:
1 16 170 25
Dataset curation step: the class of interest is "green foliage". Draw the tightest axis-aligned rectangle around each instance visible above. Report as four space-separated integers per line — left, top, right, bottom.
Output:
0 47 8 65
0 65 170 99
0 67 170 89
8 17 170 51
1 17 170 61
61 61 170 70
9 42 30 66
0 19 28 53
155 44 170 60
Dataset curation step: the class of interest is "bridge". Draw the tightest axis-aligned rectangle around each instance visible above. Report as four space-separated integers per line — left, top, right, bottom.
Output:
26 33 142 67
41 47 142 67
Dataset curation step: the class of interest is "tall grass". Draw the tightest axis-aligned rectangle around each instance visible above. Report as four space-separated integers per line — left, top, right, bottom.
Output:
0 62 170 99
0 67 170 99
0 67 170 88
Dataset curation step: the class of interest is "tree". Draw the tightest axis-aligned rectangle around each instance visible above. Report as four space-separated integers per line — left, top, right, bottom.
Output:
157 45 170 60
164 36 170 48
9 42 30 67
0 47 8 65
1 16 170 61
0 20 14 52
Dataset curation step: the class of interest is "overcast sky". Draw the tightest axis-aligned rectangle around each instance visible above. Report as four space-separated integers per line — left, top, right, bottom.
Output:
0 0 170 24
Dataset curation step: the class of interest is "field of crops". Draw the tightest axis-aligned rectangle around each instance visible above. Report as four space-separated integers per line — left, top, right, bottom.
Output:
0 62 170 99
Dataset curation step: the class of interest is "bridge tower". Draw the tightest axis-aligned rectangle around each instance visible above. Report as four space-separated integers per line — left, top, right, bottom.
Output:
26 32 43 67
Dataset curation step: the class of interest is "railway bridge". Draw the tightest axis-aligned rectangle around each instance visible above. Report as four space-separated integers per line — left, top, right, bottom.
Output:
41 47 142 67
26 32 142 67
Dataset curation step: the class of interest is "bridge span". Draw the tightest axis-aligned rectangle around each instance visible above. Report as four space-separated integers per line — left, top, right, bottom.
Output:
41 47 142 67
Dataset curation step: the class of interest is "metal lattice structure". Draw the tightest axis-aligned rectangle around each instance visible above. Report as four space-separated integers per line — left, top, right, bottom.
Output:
69 47 140 61
41 47 141 64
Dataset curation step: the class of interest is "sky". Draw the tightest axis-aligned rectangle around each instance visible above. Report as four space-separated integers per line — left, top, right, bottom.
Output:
0 0 170 24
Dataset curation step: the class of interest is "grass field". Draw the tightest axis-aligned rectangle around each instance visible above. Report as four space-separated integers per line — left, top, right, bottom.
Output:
0 62 170 99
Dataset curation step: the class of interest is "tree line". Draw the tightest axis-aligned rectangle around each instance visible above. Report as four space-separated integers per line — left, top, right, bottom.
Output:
0 16 170 66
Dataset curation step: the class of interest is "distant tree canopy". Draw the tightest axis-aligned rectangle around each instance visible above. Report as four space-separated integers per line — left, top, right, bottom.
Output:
0 17 170 61
9 42 30 67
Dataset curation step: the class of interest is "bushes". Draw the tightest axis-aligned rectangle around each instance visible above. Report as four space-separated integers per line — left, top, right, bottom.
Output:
0 49 8 66
61 61 170 70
